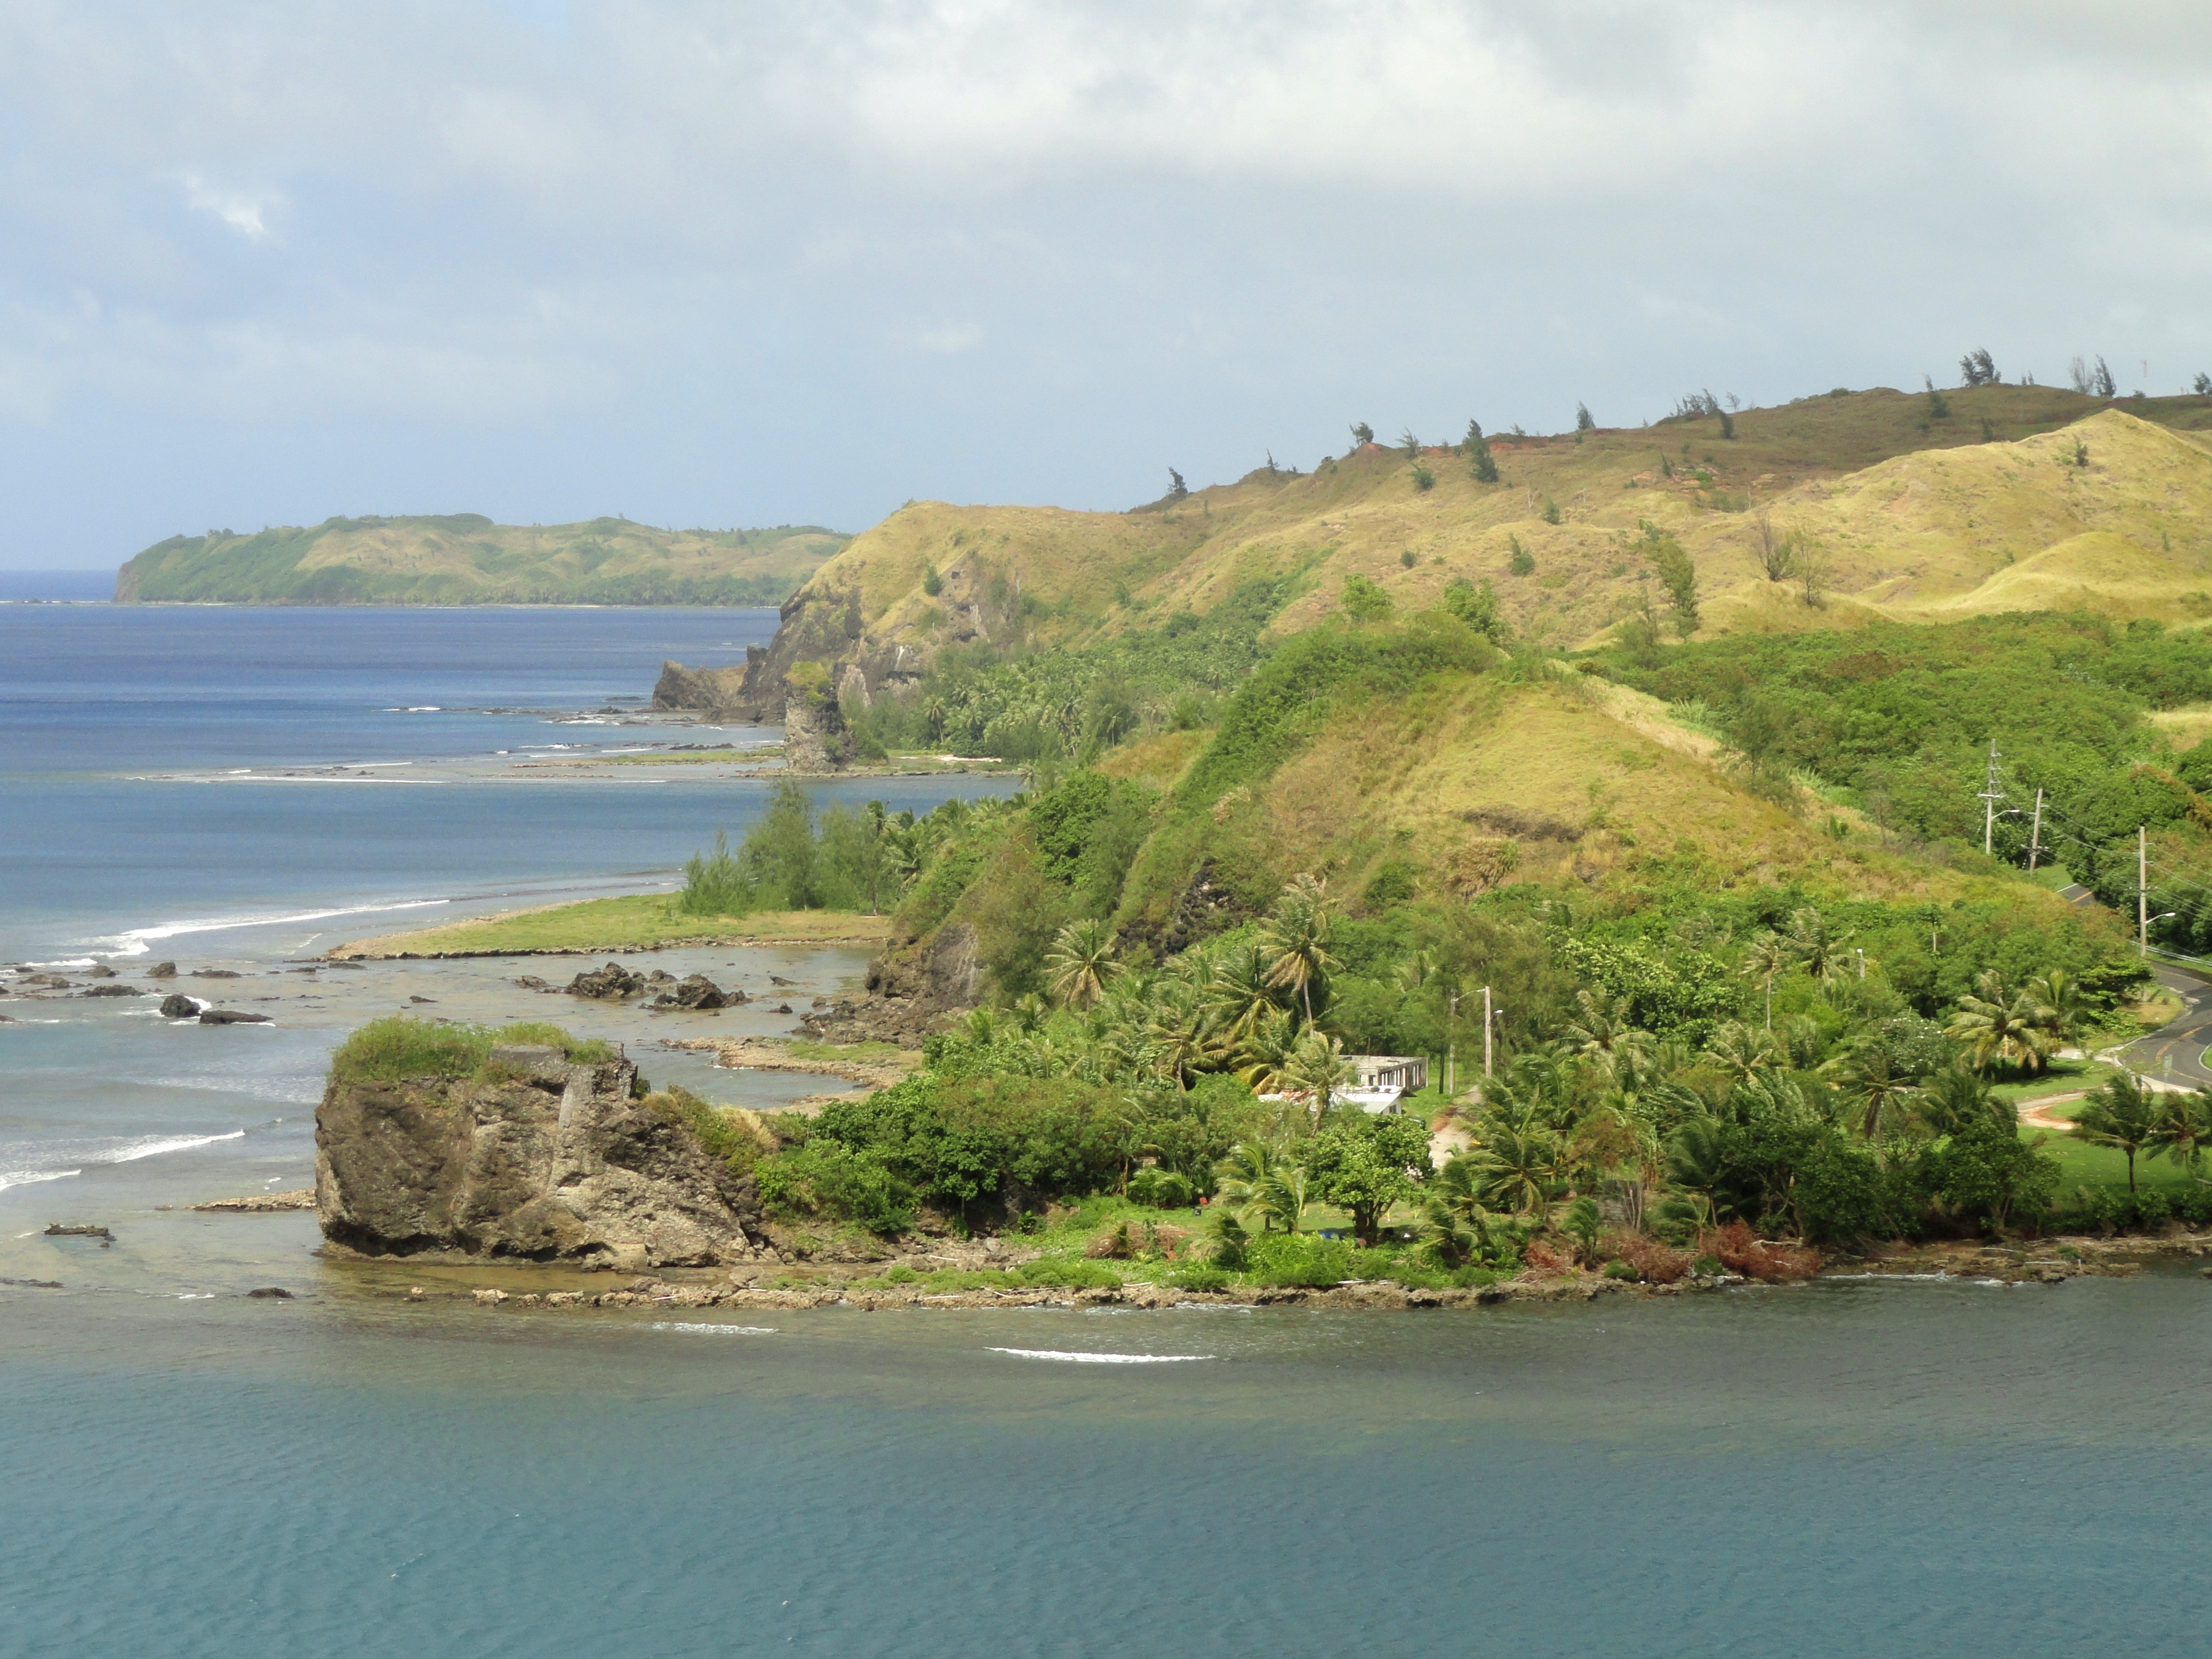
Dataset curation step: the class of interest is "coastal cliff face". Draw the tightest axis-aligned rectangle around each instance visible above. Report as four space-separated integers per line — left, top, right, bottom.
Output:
316 1044 768 1269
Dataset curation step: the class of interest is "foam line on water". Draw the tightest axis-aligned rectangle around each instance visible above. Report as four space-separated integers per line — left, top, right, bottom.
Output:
988 1348 1214 1364
95 898 452 955
0 1168 82 1193
103 1130 245 1163
650 1322 777 1335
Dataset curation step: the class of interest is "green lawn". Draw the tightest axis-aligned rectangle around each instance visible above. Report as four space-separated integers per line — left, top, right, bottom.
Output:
329 895 895 959
1988 1057 2116 1106
2022 1099 2205 1197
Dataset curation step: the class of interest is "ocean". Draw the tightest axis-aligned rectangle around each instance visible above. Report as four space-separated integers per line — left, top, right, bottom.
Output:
4 605 2210 1658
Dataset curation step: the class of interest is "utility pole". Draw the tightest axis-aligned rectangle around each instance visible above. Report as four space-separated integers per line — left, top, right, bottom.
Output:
1977 739 2004 857
2028 787 2045 872
1446 989 1459 1099
1481 986 1494 1079
2140 824 2150 958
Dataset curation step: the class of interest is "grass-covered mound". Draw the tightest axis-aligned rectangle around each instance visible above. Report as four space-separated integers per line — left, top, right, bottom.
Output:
329 1018 618 1085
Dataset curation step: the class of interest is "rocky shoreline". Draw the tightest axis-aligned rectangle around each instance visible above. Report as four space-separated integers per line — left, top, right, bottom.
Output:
370 1231 2200 1315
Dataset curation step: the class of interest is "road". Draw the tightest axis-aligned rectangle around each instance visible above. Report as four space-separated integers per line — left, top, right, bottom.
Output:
2114 963 2212 1089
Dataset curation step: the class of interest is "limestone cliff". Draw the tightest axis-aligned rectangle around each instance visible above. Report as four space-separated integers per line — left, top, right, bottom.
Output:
315 1044 769 1269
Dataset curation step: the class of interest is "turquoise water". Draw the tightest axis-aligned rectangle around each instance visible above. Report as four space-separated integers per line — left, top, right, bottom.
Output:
6 606 2211 1657
8 1273 2210 1656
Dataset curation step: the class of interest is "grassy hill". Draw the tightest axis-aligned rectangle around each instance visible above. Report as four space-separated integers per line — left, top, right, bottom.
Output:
113 515 847 605
668 385 2212 715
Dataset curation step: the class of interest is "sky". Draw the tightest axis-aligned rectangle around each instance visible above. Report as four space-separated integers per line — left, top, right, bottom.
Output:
4 1 2211 570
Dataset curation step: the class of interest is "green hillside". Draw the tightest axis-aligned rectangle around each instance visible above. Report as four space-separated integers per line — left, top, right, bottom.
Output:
113 514 846 605
656 384 2212 717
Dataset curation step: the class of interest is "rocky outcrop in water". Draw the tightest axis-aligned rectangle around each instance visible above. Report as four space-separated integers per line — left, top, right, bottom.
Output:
315 1044 768 1269
654 973 742 1010
566 962 644 999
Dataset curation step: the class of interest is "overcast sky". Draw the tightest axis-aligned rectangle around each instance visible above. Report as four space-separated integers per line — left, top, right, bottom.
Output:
4 1 2209 569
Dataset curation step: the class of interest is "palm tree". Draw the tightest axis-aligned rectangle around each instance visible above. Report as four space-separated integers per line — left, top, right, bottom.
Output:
1281 1029 1356 1124
1139 981 1218 1086
1741 931 1790 1028
1214 1141 1289 1231
1948 970 2054 1074
1466 1120 1561 1217
1233 1006 1301 1095
2149 1089 2212 1178
1206 942 1279 1048
1784 908 1850 988
1257 1165 1310 1235
1045 917 1118 1010
1664 1117 1731 1228
1563 988 1653 1076
1920 1063 2006 1135
1260 873 1339 1028
1832 1039 1926 1142
2078 1071 2163 1192
2023 967 2087 1053
1704 1020 1785 1083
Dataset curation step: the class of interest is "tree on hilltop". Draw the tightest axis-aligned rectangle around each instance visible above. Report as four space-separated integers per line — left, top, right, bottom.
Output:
1350 421 1374 449
1463 420 1500 483
1959 347 2000 387
1576 401 1596 433
1167 467 1188 501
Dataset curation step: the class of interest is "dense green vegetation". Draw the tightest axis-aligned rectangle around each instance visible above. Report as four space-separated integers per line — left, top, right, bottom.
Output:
1592 614 2212 949
841 575 1301 761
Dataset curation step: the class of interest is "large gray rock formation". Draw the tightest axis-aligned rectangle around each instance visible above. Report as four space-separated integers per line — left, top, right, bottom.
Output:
315 1044 768 1269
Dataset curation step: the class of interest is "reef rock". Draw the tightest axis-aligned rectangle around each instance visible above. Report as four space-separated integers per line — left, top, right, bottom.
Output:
159 992 201 1018
199 1009 272 1025
566 962 645 1001
315 1043 767 1269
654 973 742 1010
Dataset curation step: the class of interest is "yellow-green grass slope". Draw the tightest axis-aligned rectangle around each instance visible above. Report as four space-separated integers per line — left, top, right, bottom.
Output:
116 515 846 605
328 896 895 959
1120 672 2100 944
756 386 2212 694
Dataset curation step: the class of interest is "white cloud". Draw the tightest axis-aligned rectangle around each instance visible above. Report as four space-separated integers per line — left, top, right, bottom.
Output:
901 322 985 355
3 0 2212 564
179 173 274 239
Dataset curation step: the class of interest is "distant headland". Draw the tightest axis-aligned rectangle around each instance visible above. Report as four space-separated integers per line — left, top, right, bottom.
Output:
112 514 847 606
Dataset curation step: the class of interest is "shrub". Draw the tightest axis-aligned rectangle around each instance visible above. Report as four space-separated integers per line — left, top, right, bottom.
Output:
754 1144 916 1235
1245 1232 1353 1287
1541 499 1563 525
1341 573 1394 622
1704 1220 1818 1282
2173 1185 2212 1226
1522 1238 1576 1275
1012 1258 1122 1289
1126 1167 1197 1209
1507 537 1536 576
1410 464 1435 492
1604 1230 1690 1284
